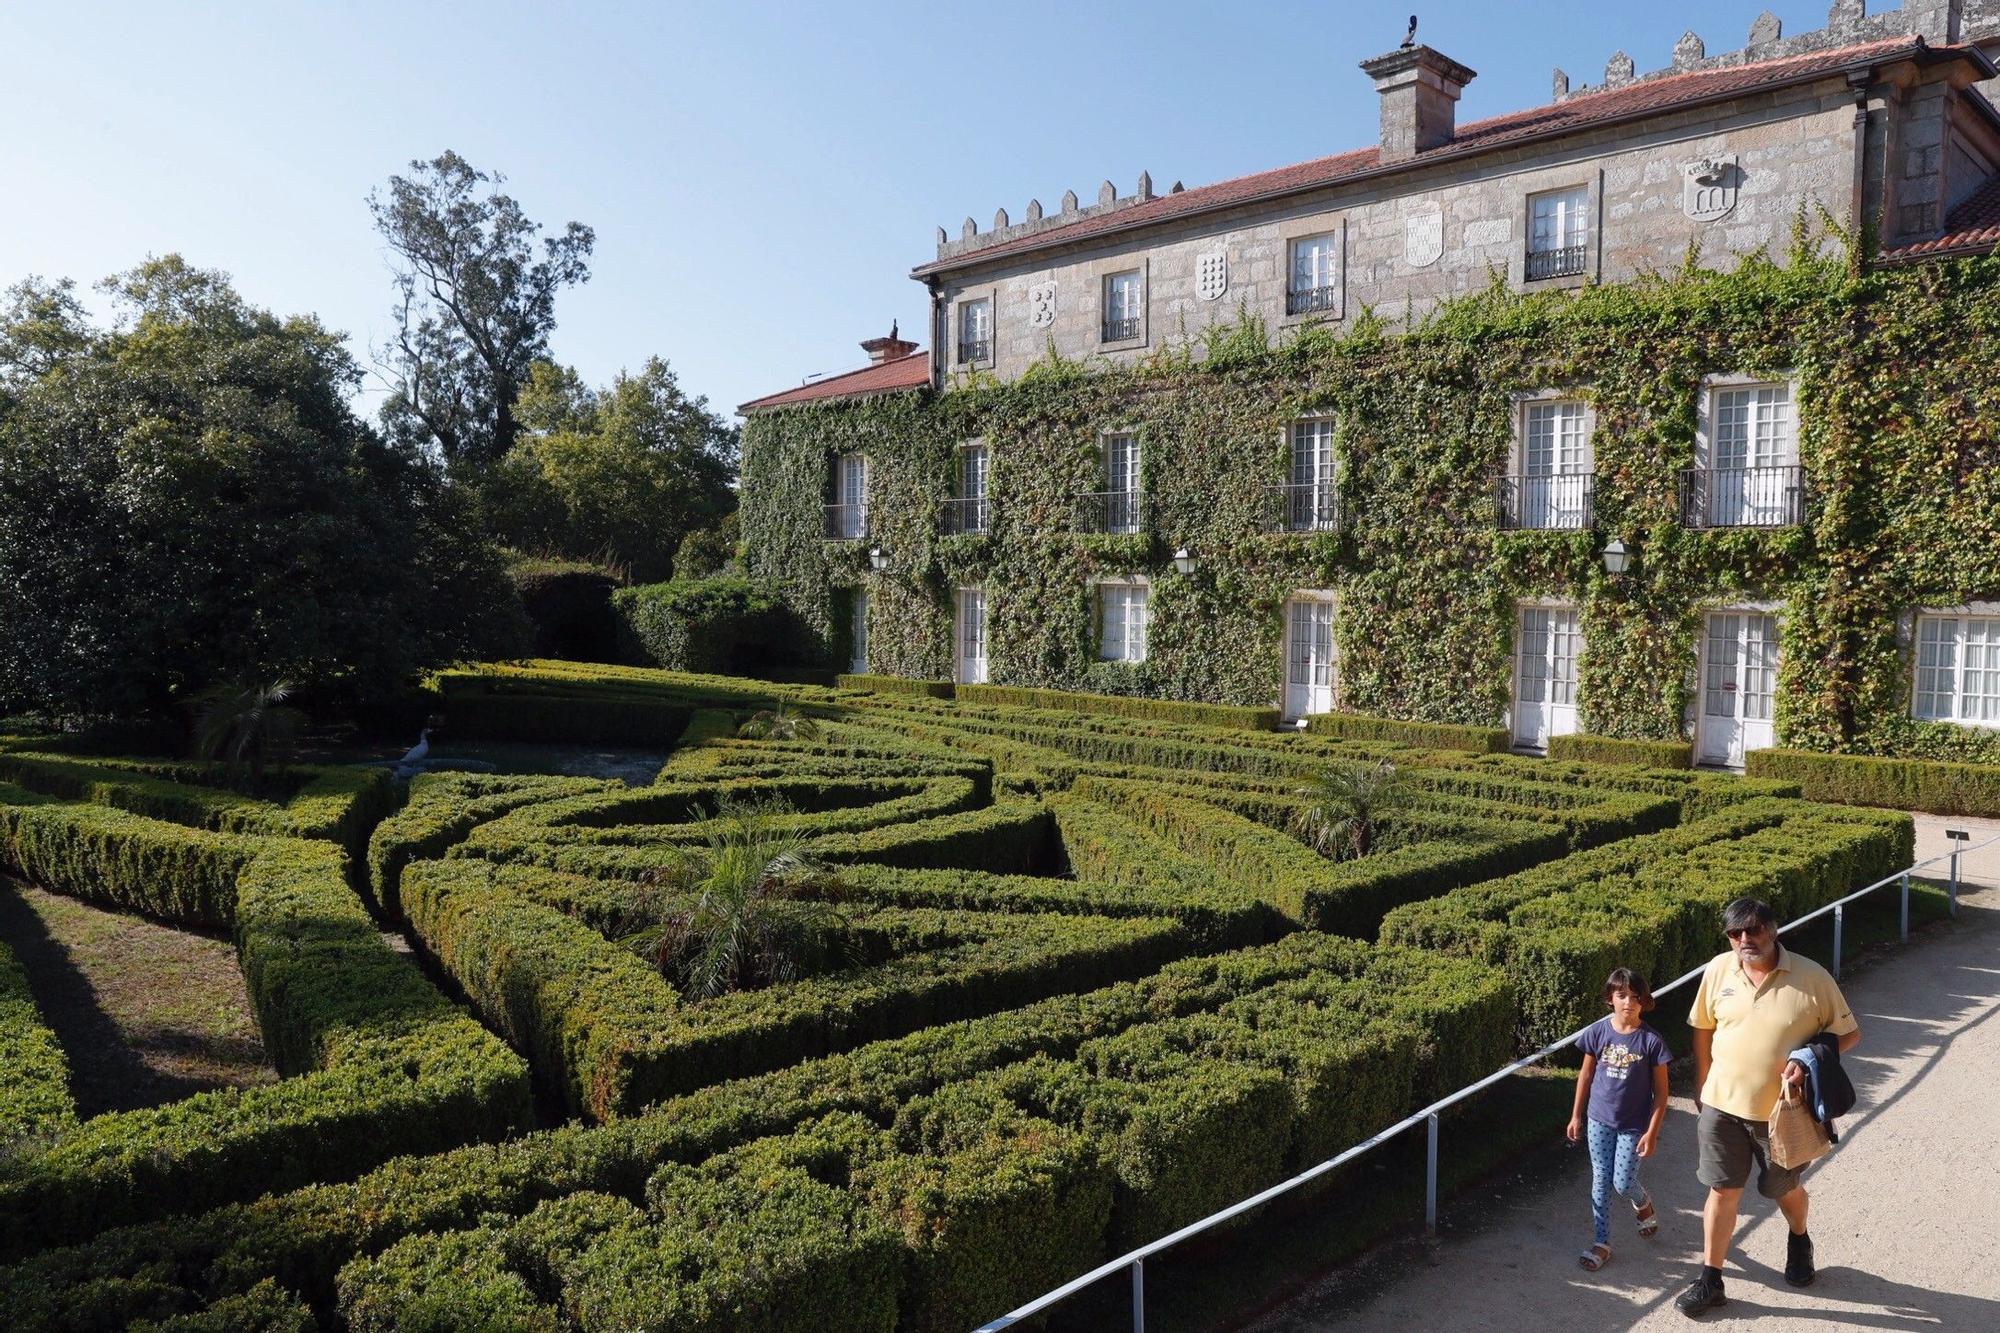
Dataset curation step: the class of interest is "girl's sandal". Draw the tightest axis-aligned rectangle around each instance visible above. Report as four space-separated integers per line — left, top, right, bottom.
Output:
1578 1243 1612 1272
1635 1198 1659 1239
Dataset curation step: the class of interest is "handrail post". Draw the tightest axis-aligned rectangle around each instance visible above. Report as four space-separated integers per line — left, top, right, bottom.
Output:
1832 903 1844 980
1950 846 1961 918
1425 1112 1440 1237
1131 1259 1144 1333
1899 871 1910 943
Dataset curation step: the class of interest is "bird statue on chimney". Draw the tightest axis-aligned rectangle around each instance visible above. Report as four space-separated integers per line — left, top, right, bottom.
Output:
1402 14 1417 48
889 319 898 341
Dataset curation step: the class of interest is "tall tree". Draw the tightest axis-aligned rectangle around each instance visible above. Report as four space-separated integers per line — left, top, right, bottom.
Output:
369 151 595 471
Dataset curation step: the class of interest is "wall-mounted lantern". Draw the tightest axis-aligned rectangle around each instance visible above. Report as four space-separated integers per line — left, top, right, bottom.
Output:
868 545 891 572
1172 547 1197 576
1601 537 1633 578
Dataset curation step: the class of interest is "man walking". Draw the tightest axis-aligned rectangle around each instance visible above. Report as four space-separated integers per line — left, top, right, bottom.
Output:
1675 897 1860 1317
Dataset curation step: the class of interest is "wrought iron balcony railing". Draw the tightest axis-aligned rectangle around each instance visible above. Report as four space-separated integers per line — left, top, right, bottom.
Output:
957 338 991 365
943 495 991 535
1262 483 1342 533
1680 465 1806 529
1525 244 1587 281
823 503 868 541
1495 472 1595 531
1285 285 1340 316
1101 316 1141 342
1074 489 1146 535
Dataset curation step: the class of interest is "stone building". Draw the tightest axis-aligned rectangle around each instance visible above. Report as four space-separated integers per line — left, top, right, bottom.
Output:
740 3 2000 767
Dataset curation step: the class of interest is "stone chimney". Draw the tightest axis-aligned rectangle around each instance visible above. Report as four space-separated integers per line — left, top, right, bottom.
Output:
1360 45 1477 163
859 321 918 364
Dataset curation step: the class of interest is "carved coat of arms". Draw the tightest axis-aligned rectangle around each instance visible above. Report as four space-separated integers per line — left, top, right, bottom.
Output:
1683 156 1739 223
1196 250 1228 301
1404 210 1444 268
1027 281 1058 329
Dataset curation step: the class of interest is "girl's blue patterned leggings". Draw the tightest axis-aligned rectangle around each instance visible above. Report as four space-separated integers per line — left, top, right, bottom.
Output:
1586 1119 1648 1245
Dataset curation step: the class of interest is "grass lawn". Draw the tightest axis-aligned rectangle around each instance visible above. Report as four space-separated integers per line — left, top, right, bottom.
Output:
0 877 275 1116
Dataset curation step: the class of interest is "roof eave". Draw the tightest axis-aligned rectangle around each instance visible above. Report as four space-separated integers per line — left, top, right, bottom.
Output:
910 42 1981 282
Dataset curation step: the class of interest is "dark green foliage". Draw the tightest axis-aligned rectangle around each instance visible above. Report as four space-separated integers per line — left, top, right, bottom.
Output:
957 682 1279 730
1745 747 2000 817
0 941 75 1146
1305 711 1511 752
614 576 798 674
434 675 693 746
365 771 618 915
837 673 956 698
673 511 741 580
1548 733 1696 768
508 557 622 661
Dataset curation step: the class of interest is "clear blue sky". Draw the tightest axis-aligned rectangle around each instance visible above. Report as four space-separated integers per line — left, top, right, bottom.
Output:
3 1 1849 421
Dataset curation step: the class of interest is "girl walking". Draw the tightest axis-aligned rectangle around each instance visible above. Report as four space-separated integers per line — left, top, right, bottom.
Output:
1567 967 1672 1271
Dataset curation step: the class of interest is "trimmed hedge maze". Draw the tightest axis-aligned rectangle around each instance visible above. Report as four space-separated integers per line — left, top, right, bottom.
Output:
0 663 1921 1331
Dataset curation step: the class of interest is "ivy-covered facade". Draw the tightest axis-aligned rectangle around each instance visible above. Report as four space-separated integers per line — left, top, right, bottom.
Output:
740 15 2000 767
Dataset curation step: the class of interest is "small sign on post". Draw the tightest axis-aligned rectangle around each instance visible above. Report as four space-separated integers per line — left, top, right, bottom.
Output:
1947 828 1970 917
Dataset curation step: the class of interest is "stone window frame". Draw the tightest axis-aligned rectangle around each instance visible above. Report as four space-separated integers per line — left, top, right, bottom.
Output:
1278 216 1346 327
1899 602 2000 731
1086 255 1150 353
952 287 997 372
1518 174 1601 291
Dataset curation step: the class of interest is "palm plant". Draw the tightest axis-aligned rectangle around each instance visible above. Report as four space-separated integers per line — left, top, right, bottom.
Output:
736 701 823 741
1291 759 1409 860
192 679 305 783
624 797 851 998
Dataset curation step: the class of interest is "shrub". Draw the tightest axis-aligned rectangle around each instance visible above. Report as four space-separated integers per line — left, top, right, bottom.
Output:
509 557 623 662
433 676 693 747
955 683 1278 731
1547 733 1695 768
365 771 619 915
1745 748 2000 817
0 942 75 1146
614 577 796 675
837 674 955 699
1304 711 1510 753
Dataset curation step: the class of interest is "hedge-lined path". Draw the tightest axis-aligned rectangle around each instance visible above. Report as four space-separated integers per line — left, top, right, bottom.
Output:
1247 883 2000 1333
0 876 275 1115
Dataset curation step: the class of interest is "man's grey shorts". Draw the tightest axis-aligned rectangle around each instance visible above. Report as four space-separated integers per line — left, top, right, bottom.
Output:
1696 1104 1804 1198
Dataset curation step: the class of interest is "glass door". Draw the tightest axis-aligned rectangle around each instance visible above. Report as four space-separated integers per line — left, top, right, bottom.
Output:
1699 611 1778 766
1513 605 1580 750
956 587 987 684
1283 598 1336 720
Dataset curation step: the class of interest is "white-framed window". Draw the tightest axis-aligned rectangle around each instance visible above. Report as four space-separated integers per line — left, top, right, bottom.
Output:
1288 233 1340 314
849 588 869 675
1103 270 1143 341
1284 418 1338 530
1509 398 1593 529
953 440 989 534
830 452 868 540
1099 431 1142 534
1913 611 2000 727
1099 582 1150 662
956 586 988 684
957 298 992 364
1692 377 1800 528
1526 186 1589 278
1283 593 1338 720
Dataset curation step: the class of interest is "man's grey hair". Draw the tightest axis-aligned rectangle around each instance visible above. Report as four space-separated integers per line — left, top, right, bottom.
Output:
1721 897 1776 932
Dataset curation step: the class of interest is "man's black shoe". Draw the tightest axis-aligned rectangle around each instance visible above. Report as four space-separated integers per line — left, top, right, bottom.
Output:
1785 1231 1816 1287
1675 1272 1726 1318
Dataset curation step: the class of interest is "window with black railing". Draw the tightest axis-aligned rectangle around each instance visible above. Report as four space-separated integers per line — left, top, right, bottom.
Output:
1496 473 1595 530
1075 489 1145 535
1101 316 1140 343
1680 465 1806 529
1262 483 1341 533
943 495 991 535
1285 285 1340 316
823 503 868 541
956 338 990 365
1525 244 1587 281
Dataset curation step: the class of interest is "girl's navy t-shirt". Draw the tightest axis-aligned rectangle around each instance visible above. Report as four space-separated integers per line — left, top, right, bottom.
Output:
1579 1017 1672 1132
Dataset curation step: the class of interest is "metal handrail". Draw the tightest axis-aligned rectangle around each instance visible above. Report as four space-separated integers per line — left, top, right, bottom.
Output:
1102 316 1141 342
1526 243 1587 280
1286 285 1340 316
1680 464 1807 529
973 828 1998 1332
943 495 991 535
1496 472 1595 531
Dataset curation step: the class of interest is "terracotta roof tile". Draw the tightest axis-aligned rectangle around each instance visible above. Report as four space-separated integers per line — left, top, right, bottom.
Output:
914 37 1937 277
1881 171 2000 260
740 349 930 413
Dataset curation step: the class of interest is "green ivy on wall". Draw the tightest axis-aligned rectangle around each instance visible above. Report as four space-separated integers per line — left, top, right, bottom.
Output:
740 235 2000 764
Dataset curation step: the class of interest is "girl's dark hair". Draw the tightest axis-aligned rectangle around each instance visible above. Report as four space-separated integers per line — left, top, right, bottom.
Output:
1603 967 1655 1012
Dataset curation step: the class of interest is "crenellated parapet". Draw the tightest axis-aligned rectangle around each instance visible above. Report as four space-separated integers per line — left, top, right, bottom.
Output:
1553 1 1995 102
933 172 1184 263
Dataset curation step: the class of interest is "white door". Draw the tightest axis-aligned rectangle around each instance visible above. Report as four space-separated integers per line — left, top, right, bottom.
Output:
1513 605 1580 750
849 589 868 674
956 588 987 684
1699 611 1779 767
1283 598 1336 720
1707 385 1793 526
1521 401 1590 529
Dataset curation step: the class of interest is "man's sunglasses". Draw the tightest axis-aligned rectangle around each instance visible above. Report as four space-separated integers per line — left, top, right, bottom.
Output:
1725 925 1770 941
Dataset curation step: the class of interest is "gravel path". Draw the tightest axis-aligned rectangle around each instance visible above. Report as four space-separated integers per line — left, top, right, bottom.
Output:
1248 878 2000 1333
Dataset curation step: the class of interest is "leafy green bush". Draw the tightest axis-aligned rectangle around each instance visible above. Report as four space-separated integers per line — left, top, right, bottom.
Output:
1547 733 1695 768
508 557 623 662
1304 711 1510 753
614 577 797 674
957 682 1278 731
837 673 955 698
0 942 74 1146
365 771 619 915
1745 748 2000 817
434 676 693 746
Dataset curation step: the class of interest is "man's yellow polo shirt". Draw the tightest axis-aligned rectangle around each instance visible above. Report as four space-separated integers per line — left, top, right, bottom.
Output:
1688 945 1857 1120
